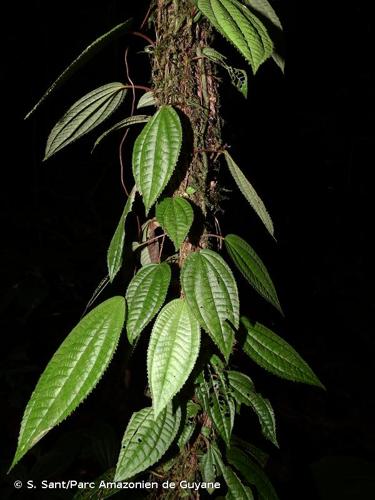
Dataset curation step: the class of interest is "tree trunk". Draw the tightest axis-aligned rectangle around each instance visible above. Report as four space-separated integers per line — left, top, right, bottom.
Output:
152 0 223 261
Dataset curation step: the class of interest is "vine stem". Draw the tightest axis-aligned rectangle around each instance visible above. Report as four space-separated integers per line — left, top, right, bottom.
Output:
206 233 224 241
137 233 167 249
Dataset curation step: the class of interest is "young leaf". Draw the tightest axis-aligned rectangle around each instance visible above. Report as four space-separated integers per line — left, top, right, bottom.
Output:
156 197 194 250
203 47 248 98
227 446 280 500
225 234 282 313
148 299 201 418
10 297 126 470
181 249 239 360
224 151 274 237
137 91 156 109
44 83 127 160
126 263 171 344
107 186 136 282
197 0 273 73
25 20 132 120
114 404 181 482
132 105 182 214
242 0 285 72
93 115 150 150
241 317 325 388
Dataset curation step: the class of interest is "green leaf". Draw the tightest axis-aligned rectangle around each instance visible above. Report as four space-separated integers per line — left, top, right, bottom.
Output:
25 20 132 120
227 370 255 404
44 83 127 160
148 299 201 417
137 91 156 109
241 317 325 388
126 263 171 344
181 249 239 360
227 446 280 500
200 446 218 492
197 0 273 73
224 151 274 237
224 467 254 500
73 469 117 499
197 372 235 446
132 105 182 214
242 0 285 72
107 186 136 282
156 197 194 250
244 392 278 447
114 403 181 482
93 115 150 150
225 234 282 313
10 297 126 470
230 436 269 467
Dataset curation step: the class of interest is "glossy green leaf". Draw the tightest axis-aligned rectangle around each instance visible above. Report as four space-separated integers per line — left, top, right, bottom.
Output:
132 105 182 214
44 83 127 160
197 371 235 446
181 249 239 360
225 234 282 313
93 115 149 150
114 404 181 482
243 0 285 72
10 297 126 470
25 20 132 119
197 0 273 73
156 197 194 250
126 263 171 344
241 317 325 388
107 186 136 282
224 151 274 237
227 446 280 500
137 91 156 109
148 299 201 417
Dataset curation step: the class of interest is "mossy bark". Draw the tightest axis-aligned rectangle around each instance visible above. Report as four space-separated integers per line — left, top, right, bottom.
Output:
152 0 222 261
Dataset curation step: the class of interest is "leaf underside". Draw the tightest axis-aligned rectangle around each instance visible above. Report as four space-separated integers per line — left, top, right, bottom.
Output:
10 296 126 470
107 186 136 282
44 82 127 160
25 19 132 119
93 115 150 150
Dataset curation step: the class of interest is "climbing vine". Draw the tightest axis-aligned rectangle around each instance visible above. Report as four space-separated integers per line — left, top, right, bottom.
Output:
10 0 324 498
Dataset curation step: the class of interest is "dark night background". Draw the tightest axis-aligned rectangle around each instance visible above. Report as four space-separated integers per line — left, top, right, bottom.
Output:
1 1 374 498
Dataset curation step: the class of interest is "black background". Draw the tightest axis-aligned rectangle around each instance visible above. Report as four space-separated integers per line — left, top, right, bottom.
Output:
1 1 374 498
